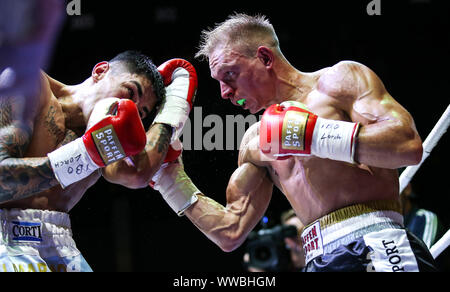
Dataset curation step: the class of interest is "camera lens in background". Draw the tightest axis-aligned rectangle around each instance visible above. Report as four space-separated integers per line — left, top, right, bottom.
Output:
245 224 298 271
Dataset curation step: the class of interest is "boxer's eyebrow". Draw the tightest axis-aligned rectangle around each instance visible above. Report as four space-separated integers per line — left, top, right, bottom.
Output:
130 81 143 98
214 64 232 80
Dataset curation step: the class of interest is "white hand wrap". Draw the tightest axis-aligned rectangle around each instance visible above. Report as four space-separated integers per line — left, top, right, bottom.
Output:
47 138 99 188
152 161 200 216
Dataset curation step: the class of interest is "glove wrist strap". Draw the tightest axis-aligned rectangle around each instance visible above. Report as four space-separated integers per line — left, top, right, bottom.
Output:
47 138 99 188
311 117 360 164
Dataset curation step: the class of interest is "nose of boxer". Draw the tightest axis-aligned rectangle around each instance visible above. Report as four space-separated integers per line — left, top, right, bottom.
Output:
220 82 235 100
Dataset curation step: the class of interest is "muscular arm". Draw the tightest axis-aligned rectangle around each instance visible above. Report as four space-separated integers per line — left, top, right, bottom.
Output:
185 162 273 252
322 61 423 169
102 123 172 188
0 97 59 203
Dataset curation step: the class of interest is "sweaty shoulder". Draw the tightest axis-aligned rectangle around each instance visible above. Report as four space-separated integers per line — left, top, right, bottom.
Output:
0 72 48 125
26 71 50 120
316 61 381 101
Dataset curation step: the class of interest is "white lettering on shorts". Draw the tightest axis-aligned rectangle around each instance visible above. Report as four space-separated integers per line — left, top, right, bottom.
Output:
364 228 419 272
11 221 42 243
301 221 324 265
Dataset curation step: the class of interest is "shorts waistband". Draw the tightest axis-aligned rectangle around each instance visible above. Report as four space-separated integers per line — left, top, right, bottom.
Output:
301 200 404 256
0 209 71 228
0 208 74 246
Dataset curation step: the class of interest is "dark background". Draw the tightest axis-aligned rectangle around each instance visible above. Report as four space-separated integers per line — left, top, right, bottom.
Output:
46 0 449 271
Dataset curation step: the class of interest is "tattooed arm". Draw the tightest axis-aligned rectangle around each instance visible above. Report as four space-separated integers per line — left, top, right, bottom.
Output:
102 123 172 189
0 97 59 203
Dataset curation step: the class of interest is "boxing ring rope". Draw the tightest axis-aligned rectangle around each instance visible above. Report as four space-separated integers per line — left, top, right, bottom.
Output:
399 104 450 194
398 104 450 259
430 230 450 259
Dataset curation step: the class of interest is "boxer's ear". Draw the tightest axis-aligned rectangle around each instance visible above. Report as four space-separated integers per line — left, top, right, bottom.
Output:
92 61 110 82
256 46 274 69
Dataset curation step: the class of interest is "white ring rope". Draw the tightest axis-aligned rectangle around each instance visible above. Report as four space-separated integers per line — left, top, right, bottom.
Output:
430 229 450 259
397 104 450 259
399 104 450 193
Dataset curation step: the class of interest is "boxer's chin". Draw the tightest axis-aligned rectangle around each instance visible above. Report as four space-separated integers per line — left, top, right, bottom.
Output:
248 104 262 114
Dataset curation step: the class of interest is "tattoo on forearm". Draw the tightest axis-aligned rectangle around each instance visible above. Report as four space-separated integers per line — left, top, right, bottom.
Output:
59 129 78 146
147 123 172 155
44 105 65 142
0 100 12 126
157 124 172 154
0 157 56 202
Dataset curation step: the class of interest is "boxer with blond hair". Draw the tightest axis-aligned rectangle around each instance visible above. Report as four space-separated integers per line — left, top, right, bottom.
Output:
151 13 438 272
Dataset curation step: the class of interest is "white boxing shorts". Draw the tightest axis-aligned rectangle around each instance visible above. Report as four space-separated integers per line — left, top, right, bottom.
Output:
0 209 92 272
301 200 438 272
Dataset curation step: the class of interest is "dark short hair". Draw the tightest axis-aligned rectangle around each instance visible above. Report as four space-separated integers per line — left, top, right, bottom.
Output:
109 50 165 129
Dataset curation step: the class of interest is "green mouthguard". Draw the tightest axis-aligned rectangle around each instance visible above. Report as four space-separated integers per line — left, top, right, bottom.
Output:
237 99 246 106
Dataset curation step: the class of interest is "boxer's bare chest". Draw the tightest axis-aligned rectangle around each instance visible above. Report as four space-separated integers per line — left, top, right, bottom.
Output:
9 76 99 212
26 97 66 157
243 81 371 222
266 90 347 178
26 74 85 157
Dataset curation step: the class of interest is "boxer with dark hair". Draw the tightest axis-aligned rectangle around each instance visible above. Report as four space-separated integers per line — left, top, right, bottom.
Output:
0 50 188 272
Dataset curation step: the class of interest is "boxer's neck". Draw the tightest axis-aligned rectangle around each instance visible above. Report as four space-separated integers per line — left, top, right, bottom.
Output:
62 78 99 124
44 74 87 131
273 61 316 104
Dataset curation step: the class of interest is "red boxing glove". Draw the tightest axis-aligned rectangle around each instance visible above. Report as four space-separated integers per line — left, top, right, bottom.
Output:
153 59 198 143
83 99 146 167
260 101 360 163
48 98 147 188
158 58 197 108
